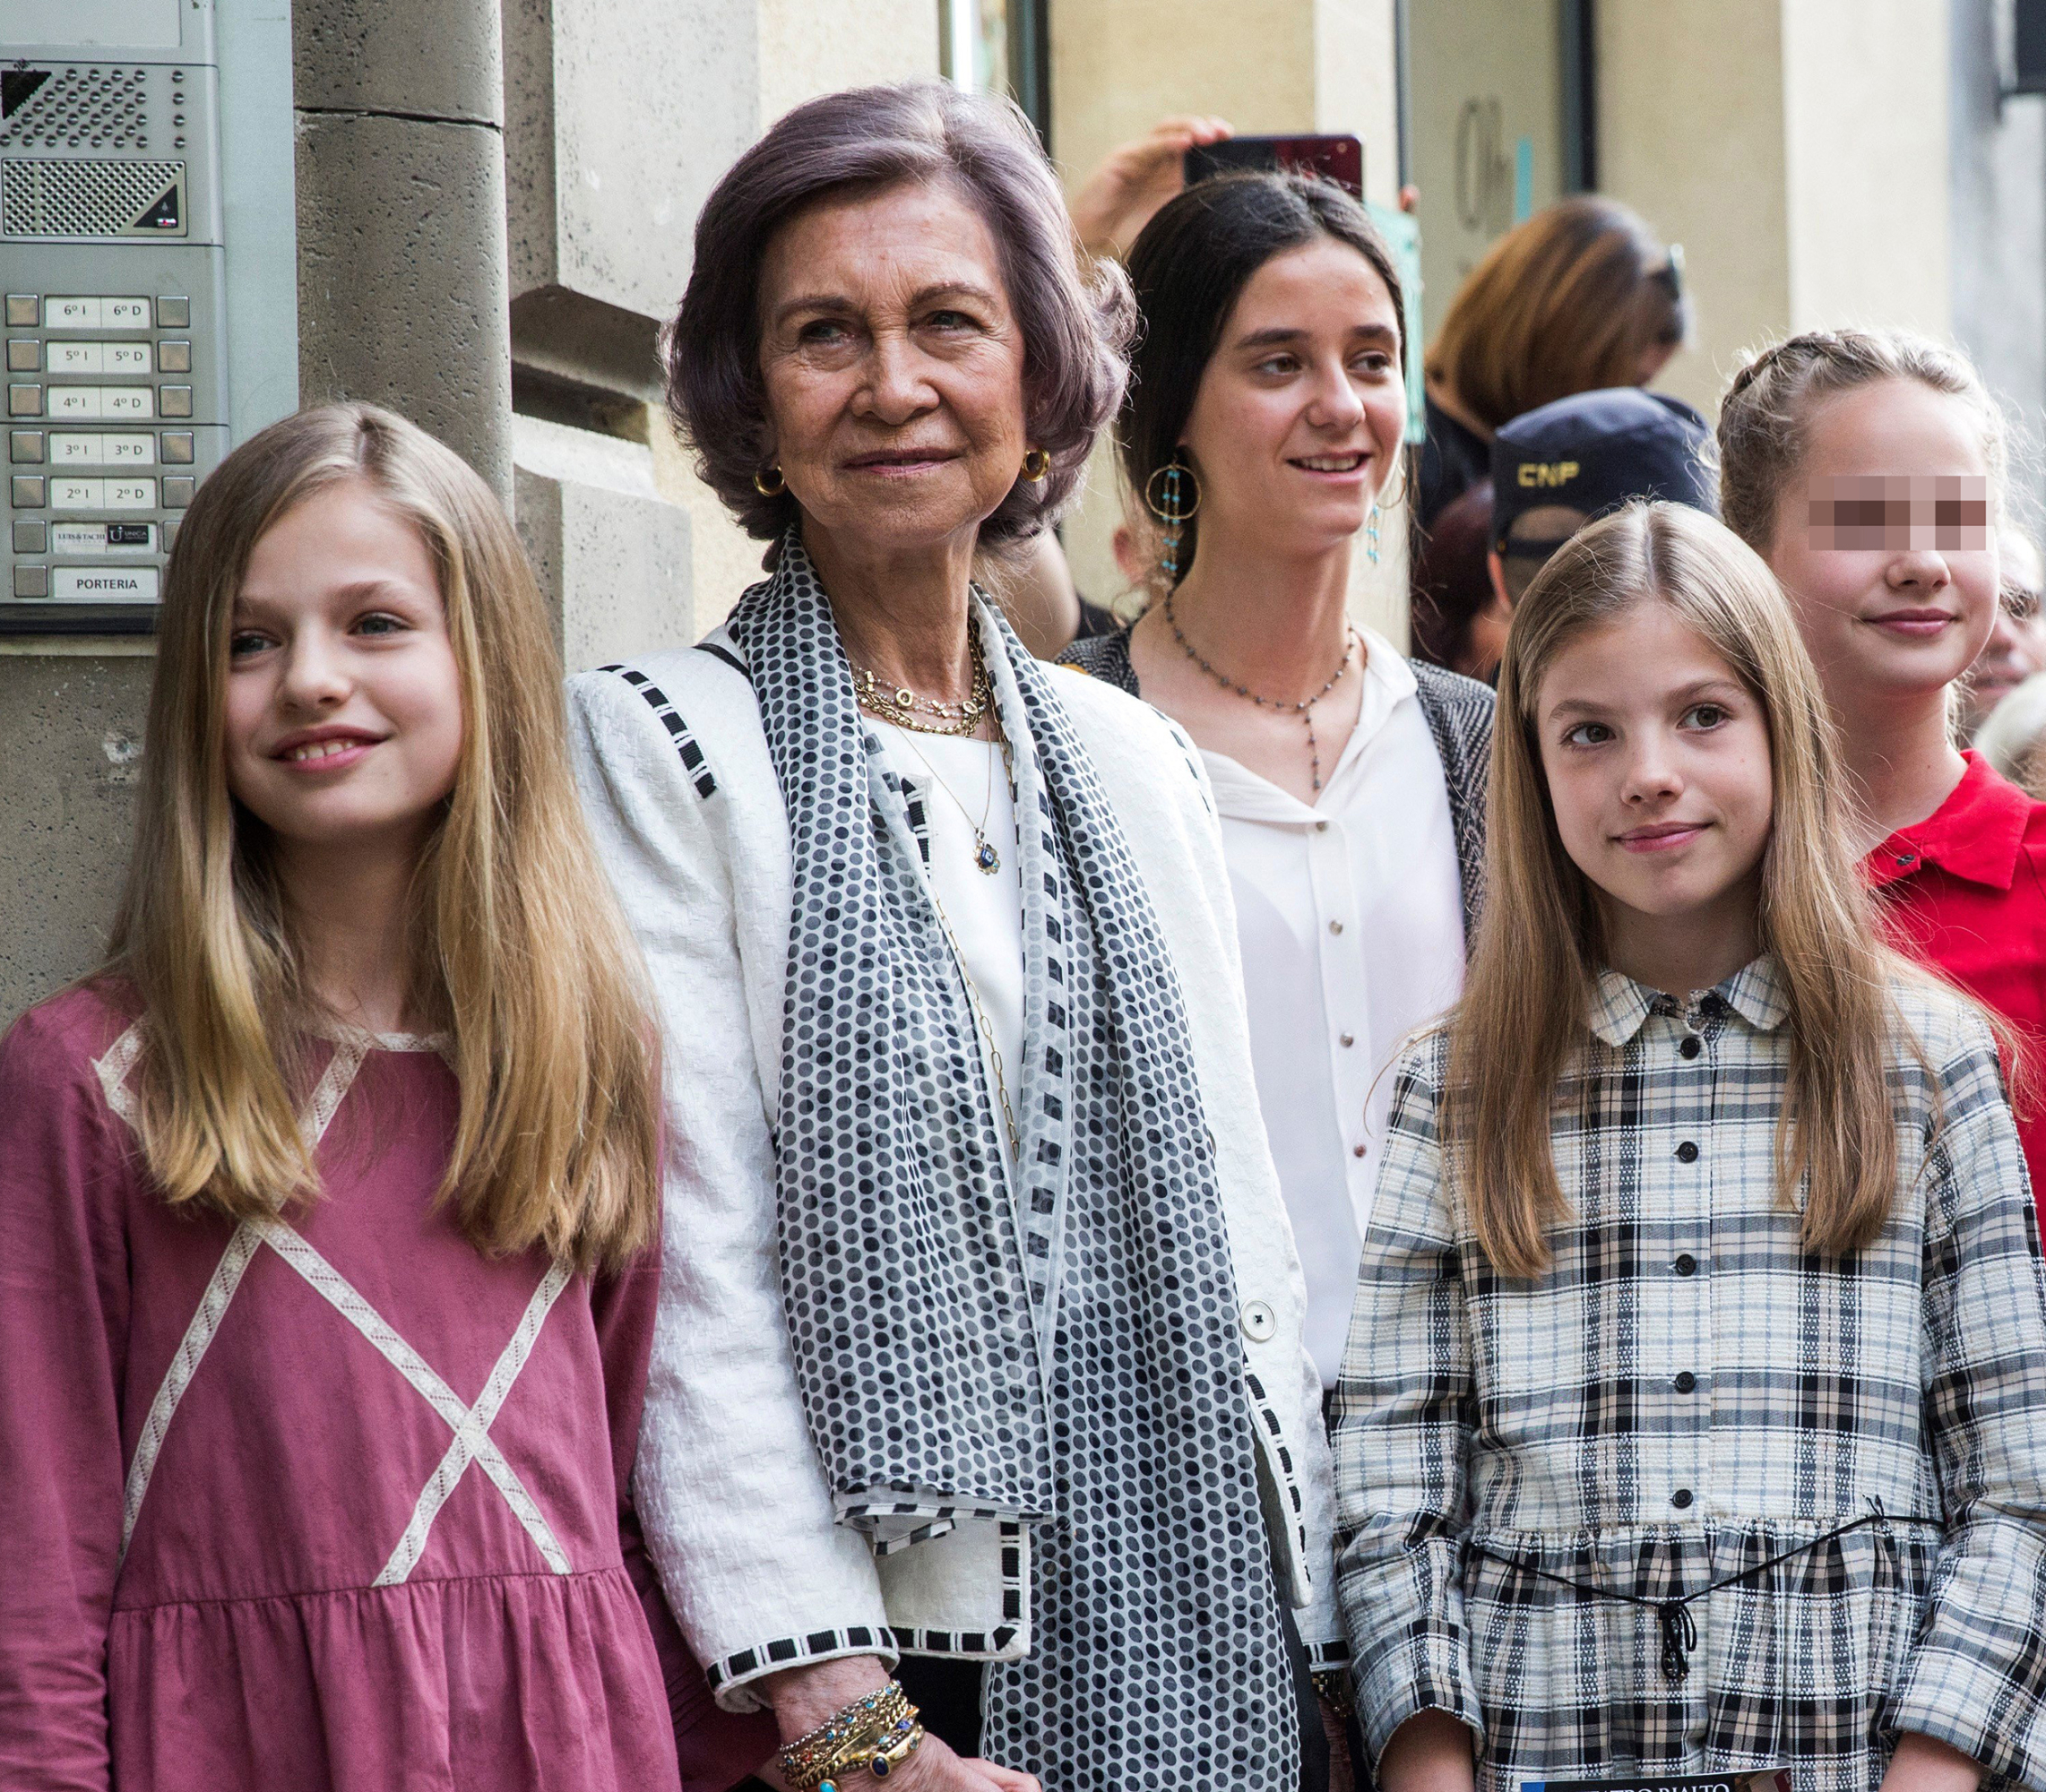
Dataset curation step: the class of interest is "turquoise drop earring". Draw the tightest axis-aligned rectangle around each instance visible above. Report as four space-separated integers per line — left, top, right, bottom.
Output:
1365 501 1382 565
1144 457 1202 578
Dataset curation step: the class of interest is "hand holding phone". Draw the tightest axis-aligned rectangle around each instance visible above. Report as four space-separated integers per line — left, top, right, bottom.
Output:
1183 134 1365 200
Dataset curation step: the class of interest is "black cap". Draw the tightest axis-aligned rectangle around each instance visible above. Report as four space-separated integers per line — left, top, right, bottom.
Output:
1490 387 1715 556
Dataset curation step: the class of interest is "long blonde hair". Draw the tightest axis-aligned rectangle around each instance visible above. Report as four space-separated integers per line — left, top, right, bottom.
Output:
1446 502 1907 1278
106 403 661 1271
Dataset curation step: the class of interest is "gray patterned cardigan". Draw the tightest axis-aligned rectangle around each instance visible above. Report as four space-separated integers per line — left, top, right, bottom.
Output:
1058 626 1496 943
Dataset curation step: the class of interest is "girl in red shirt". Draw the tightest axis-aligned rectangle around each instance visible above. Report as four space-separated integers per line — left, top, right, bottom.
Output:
1718 328 2046 1222
0 404 773 1790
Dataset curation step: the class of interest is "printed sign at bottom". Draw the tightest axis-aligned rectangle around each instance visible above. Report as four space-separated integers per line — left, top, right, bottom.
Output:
1524 1772 1791 1792
53 566 160 601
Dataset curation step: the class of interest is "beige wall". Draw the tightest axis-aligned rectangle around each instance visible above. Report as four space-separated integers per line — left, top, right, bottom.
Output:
1594 0 1791 415
1781 0 1950 339
1595 0 1952 420
1049 0 1408 644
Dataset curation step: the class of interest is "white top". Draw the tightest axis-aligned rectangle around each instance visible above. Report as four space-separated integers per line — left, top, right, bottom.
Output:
564 633 1344 1706
871 721 1025 1174
1198 626 1466 1385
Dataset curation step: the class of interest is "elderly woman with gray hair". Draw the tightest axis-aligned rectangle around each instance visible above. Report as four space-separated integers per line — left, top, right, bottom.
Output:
567 82 1346 1792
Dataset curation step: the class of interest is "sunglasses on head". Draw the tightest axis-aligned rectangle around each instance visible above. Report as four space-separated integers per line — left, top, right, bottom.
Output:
1650 242 1686 305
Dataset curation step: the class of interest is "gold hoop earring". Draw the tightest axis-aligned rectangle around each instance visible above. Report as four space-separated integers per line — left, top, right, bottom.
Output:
1022 446 1051 483
1144 458 1202 522
754 464 786 497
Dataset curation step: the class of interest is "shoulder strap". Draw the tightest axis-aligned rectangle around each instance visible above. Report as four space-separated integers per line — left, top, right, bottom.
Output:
598 664 717 800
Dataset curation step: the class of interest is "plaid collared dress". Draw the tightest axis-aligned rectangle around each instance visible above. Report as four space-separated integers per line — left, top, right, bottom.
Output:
1333 959 2046 1792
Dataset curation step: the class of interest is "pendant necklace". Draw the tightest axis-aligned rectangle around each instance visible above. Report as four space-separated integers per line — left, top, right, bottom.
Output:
1164 590 1359 793
887 712 1012 875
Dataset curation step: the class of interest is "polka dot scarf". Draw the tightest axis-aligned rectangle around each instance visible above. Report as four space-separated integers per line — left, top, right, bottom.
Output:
726 532 1296 1790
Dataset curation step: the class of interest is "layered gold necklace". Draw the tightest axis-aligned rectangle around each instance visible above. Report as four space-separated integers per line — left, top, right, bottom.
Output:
850 644 994 737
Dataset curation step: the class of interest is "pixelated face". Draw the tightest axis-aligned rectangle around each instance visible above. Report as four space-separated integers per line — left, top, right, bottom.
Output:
1805 474 1990 553
1765 380 1998 719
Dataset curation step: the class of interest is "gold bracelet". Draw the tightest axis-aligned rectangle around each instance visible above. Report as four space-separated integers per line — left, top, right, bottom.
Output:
816 1716 924 1788
779 1685 914 1792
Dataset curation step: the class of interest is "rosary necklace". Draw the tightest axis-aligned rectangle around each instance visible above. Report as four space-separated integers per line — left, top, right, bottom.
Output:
1164 590 1359 793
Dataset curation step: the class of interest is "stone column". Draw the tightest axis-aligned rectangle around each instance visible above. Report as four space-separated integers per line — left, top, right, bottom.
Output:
292 0 514 495
501 0 936 668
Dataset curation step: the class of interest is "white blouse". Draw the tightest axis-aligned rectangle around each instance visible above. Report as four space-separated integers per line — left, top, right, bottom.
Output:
871 721 1024 1176
1198 627 1466 1385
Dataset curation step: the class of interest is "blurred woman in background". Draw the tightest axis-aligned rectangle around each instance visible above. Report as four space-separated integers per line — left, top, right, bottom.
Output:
1418 196 1689 528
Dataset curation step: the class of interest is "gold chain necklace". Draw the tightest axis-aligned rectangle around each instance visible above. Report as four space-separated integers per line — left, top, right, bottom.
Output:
1164 590 1359 793
850 635 995 737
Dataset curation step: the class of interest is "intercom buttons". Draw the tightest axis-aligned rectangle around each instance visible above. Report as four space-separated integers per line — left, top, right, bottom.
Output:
7 385 43 417
10 432 44 464
158 340 192 374
10 476 45 508
160 432 194 464
159 385 194 418
12 521 47 554
5 341 39 373
13 565 48 599
162 477 194 509
155 297 191 329
4 296 37 328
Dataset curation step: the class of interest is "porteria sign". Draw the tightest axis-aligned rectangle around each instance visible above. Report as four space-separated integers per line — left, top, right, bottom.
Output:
53 567 161 601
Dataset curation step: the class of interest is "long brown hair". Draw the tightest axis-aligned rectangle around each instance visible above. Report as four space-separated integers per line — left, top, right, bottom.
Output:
106 403 661 1271
1446 502 1909 1277
1426 196 1686 433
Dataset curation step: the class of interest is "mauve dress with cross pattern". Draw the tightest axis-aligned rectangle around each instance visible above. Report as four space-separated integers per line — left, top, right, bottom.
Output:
0 984 774 1792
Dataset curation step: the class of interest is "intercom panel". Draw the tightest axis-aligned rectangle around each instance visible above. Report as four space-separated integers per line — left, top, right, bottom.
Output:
2 0 229 633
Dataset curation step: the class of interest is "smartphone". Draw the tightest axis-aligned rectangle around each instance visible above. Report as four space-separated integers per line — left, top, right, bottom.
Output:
1183 134 1364 200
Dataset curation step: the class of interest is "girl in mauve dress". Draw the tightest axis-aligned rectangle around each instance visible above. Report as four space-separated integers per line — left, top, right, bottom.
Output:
0 404 774 1792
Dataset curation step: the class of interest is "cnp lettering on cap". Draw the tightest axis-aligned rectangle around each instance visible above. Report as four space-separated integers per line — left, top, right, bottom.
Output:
1517 460 1581 488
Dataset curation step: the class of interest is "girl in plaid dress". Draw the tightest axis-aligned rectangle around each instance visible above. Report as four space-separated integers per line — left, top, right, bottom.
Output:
1333 501 2046 1792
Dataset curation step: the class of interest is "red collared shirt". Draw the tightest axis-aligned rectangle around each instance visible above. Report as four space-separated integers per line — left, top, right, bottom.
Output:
1867 751 2046 1226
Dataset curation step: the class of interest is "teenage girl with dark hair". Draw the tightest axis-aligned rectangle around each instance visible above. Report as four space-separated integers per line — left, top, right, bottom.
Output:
1063 173 1492 1441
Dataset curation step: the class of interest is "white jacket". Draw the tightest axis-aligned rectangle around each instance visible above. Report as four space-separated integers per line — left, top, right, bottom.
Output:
566 633 1346 1712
